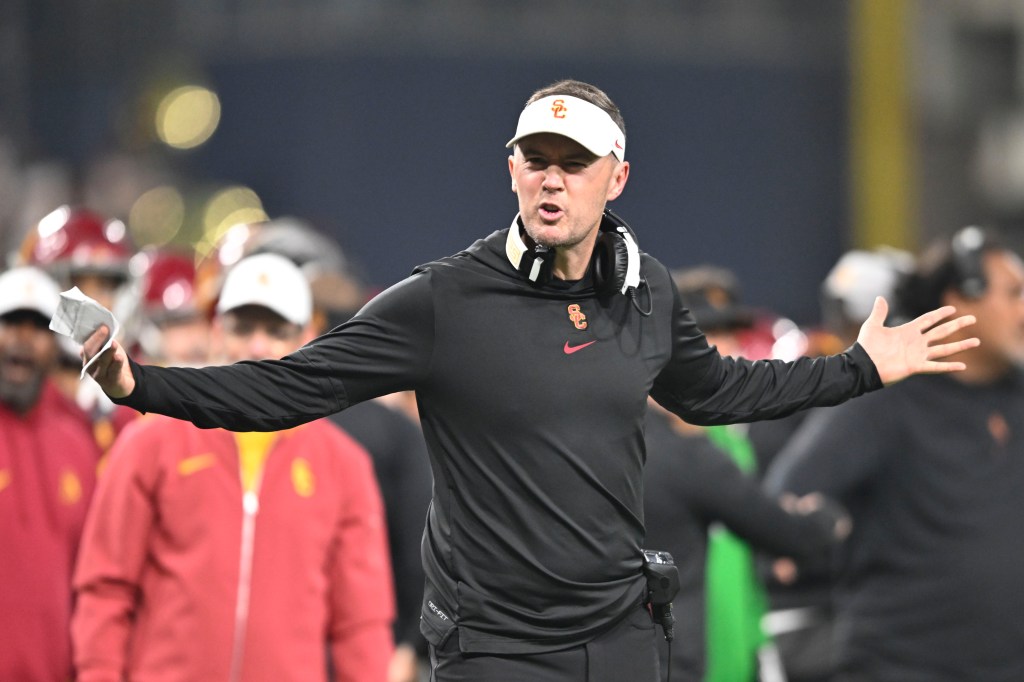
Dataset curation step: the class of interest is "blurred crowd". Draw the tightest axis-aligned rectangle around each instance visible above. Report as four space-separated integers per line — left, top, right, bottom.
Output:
2 165 1023 680
1 202 432 682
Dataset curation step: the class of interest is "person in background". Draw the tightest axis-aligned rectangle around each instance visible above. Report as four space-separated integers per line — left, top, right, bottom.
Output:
643 265 849 682
750 246 913 682
766 227 1024 681
18 205 136 453
818 248 916 351
0 266 99 681
236 217 434 682
72 253 395 682
132 247 211 367
19 206 134 317
644 400 849 682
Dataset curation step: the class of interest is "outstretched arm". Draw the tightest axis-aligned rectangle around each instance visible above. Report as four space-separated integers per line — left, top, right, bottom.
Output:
78 272 435 432
856 297 978 385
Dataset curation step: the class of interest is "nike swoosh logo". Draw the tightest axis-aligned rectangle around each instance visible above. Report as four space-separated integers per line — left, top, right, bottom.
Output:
563 340 597 355
614 139 624 150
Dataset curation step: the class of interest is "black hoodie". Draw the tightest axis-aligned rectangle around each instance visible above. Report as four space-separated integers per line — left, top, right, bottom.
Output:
116 223 881 654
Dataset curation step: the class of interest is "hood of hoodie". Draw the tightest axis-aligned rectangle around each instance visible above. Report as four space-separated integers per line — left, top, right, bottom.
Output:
412 215 638 301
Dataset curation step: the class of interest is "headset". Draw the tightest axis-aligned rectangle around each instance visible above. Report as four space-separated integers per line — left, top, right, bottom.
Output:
505 207 651 314
950 225 988 299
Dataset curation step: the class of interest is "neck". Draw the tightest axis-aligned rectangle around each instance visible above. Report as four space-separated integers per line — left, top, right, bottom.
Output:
551 236 598 281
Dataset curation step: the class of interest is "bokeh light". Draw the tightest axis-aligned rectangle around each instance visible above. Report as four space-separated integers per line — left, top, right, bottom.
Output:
37 205 72 239
155 85 221 150
196 186 268 258
129 186 186 246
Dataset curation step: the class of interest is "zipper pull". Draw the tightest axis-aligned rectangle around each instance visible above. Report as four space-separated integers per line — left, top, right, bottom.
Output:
243 490 259 516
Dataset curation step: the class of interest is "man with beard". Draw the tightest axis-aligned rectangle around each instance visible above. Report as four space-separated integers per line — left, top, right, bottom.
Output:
766 228 1024 681
0 266 99 681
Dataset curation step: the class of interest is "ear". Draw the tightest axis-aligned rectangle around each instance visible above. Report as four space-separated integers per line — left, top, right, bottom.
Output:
508 155 518 193
605 160 630 201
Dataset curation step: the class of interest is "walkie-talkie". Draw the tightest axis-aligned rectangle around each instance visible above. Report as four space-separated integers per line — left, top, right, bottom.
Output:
642 549 679 643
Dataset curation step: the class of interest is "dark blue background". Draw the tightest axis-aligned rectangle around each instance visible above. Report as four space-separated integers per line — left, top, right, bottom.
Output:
32 51 849 323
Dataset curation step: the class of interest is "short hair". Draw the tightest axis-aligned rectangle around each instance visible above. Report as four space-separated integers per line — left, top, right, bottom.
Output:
895 227 1005 320
524 79 626 142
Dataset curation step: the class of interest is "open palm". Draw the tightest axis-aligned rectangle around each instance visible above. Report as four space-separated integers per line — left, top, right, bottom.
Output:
856 297 979 385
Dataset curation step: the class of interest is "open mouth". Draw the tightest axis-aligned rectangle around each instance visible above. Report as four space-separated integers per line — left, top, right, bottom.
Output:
0 355 39 383
538 203 563 221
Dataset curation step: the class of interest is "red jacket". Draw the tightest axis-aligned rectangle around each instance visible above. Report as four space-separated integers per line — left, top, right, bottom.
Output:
0 381 99 681
72 414 395 682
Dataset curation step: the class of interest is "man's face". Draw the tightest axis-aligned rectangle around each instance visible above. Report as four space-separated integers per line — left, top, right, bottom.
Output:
157 316 212 366
508 133 629 252
0 311 58 413
215 305 310 364
948 250 1024 371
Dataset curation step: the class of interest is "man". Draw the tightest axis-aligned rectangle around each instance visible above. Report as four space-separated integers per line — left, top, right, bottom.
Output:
766 227 1024 682
72 253 395 682
237 216 434 681
0 266 99 681
83 80 976 681
751 247 913 682
20 205 136 453
133 247 212 367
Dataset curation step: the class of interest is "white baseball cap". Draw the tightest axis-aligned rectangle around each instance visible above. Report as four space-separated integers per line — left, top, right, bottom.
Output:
0 266 61 320
216 252 312 326
823 248 914 322
506 94 626 161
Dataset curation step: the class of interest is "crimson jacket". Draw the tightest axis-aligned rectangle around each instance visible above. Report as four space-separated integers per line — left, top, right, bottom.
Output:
72 414 394 682
0 381 99 681
111 224 882 655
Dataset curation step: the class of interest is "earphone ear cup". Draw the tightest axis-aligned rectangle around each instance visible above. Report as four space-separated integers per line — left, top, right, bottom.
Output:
593 231 630 295
958 270 987 299
951 226 987 299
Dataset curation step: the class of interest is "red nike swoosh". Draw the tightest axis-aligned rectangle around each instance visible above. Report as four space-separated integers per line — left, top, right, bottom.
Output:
614 139 624 150
563 340 597 355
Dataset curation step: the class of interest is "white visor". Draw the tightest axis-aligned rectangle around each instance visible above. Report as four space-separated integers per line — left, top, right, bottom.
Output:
506 95 625 161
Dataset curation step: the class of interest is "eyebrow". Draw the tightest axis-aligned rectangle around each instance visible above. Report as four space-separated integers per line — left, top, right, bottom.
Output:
518 144 599 163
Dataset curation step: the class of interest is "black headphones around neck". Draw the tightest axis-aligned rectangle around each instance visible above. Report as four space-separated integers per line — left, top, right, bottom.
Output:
505 208 643 297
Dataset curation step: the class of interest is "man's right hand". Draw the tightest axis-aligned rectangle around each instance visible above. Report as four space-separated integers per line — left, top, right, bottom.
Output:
82 325 136 399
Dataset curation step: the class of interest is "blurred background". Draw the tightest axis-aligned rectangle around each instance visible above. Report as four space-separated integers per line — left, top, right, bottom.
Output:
2 0 1023 324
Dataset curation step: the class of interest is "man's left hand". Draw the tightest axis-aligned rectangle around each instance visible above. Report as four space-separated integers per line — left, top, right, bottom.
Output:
856 296 979 385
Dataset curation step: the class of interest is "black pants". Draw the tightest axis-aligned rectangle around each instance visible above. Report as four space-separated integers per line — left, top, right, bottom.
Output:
429 605 660 682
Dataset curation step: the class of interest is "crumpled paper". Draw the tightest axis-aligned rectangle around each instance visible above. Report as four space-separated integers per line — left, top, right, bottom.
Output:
48 287 120 379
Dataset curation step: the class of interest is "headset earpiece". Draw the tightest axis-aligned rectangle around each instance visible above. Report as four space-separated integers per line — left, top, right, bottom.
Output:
506 217 555 285
593 229 631 296
596 208 643 297
505 210 643 296
951 225 987 299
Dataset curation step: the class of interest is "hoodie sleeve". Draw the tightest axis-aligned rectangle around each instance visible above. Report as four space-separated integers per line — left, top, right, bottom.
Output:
114 271 435 432
650 277 882 425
